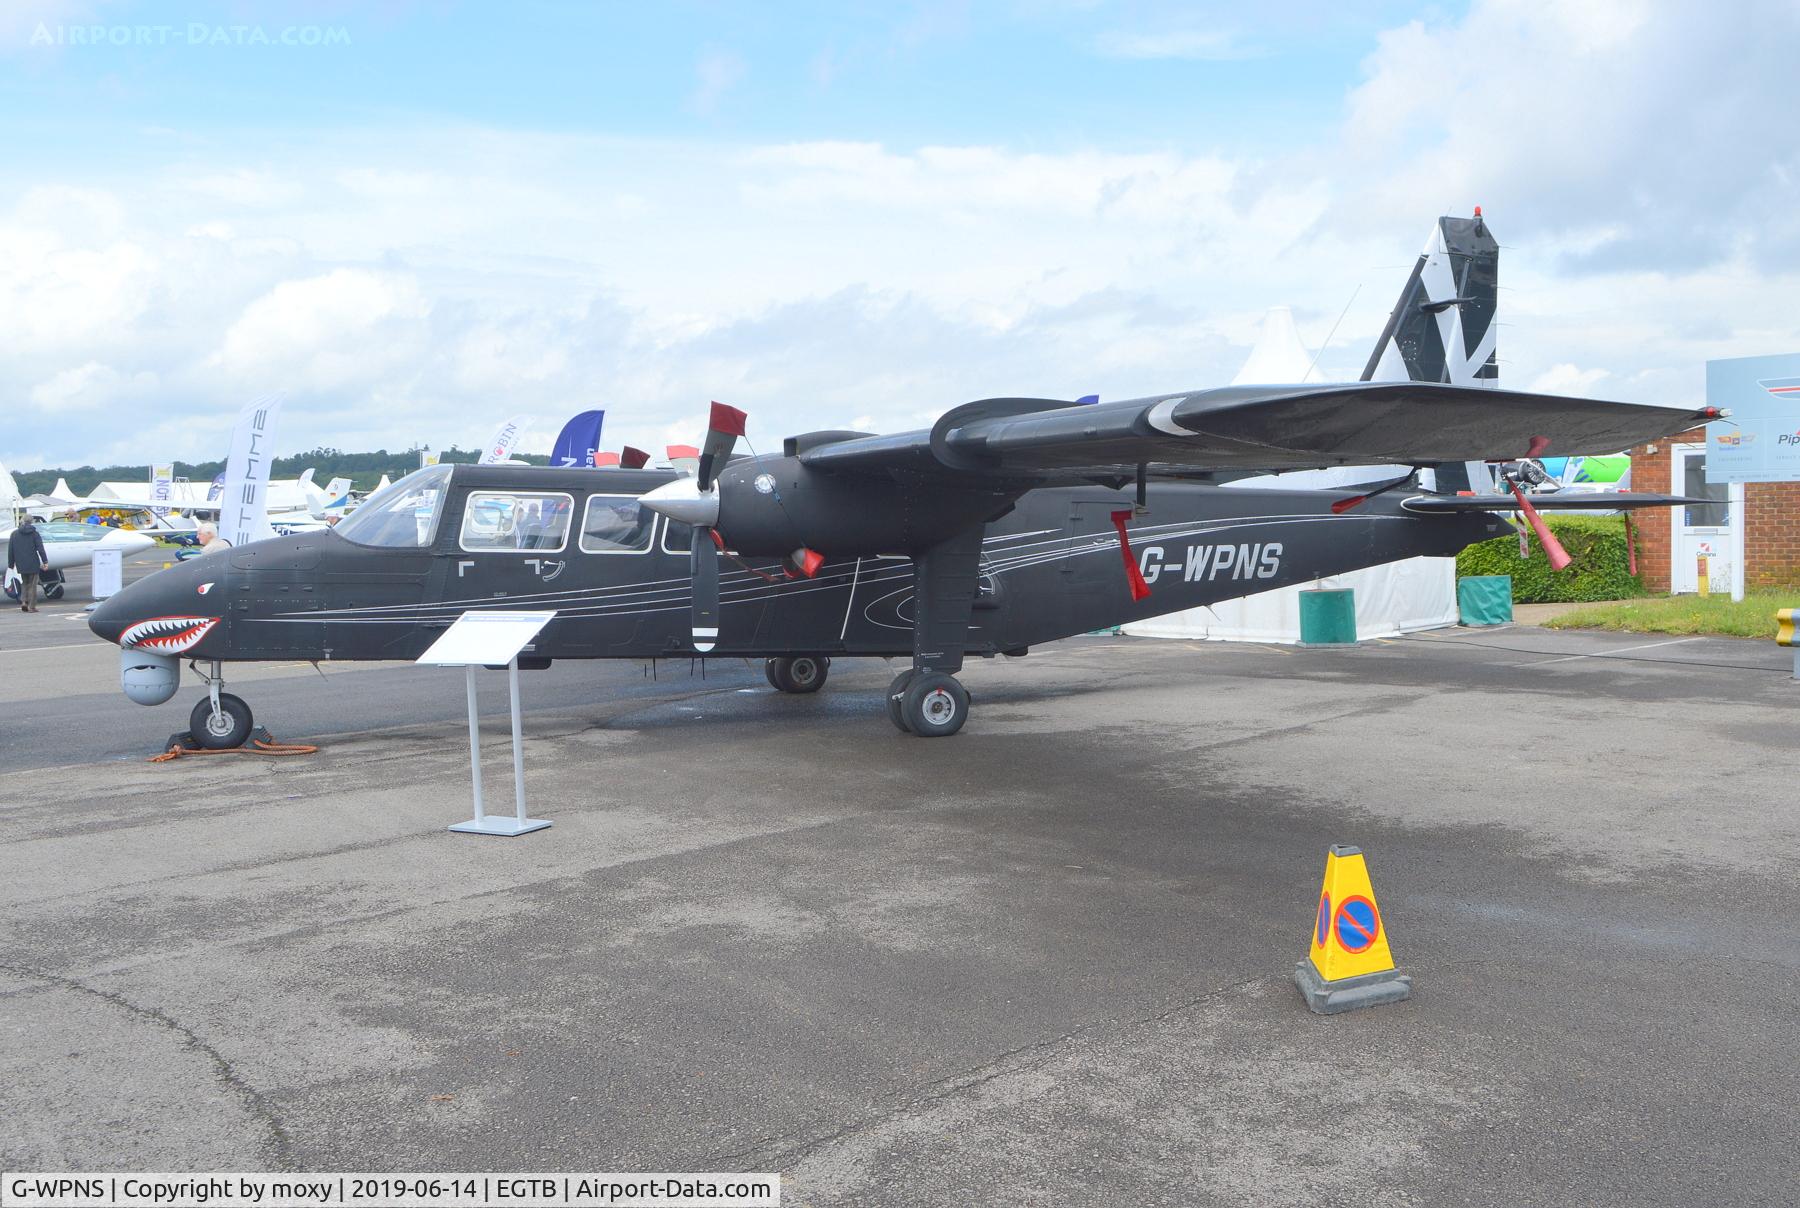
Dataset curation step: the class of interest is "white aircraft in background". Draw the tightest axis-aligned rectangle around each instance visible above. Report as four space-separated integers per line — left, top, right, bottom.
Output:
3 462 158 601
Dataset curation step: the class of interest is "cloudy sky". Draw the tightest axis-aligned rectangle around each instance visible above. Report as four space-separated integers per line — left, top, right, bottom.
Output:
3 0 1795 470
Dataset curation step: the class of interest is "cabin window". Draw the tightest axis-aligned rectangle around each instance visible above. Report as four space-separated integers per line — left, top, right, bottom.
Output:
579 494 655 554
335 464 451 548
459 490 574 553
661 519 693 554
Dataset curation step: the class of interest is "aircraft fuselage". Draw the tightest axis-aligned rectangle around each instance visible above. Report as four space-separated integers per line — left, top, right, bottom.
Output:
88 464 1506 665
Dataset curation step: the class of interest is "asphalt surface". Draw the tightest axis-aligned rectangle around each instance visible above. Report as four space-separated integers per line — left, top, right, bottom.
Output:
2 571 1797 1206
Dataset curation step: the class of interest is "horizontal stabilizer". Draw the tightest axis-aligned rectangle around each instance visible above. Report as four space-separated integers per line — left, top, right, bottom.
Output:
1401 492 1709 513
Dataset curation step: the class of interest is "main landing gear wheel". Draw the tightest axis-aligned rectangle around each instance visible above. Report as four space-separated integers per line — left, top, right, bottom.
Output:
766 656 830 694
899 671 969 738
43 582 65 600
886 669 918 732
190 693 254 750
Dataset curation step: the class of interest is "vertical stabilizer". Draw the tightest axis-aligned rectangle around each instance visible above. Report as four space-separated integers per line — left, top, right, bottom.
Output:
1363 211 1498 386
1362 210 1500 491
0 461 19 505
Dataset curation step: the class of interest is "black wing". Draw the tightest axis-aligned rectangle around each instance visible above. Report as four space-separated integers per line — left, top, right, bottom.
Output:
798 383 1717 479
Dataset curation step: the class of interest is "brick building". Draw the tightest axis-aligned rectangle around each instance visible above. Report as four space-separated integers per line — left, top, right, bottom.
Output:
1629 427 1800 593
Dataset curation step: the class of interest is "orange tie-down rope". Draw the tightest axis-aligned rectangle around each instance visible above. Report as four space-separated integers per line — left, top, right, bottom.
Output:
149 732 320 762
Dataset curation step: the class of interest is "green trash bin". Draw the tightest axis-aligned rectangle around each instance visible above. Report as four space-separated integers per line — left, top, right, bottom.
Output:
1298 588 1358 646
1457 575 1513 626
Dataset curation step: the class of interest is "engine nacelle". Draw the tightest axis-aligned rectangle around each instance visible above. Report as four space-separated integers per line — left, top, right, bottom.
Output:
712 455 1017 556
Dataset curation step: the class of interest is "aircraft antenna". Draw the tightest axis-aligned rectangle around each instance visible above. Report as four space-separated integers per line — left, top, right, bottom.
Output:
1305 284 1360 382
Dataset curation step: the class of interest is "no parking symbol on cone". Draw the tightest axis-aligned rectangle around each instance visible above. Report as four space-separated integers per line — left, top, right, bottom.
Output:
1295 844 1413 1015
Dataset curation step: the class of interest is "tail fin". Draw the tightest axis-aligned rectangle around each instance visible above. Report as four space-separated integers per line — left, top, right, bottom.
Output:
1364 209 1500 493
1363 210 1498 386
0 461 19 506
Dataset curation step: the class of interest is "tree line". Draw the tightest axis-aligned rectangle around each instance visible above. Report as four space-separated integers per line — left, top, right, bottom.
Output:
10 446 551 497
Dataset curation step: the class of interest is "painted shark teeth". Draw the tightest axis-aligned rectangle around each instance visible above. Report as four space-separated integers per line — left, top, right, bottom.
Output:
119 615 221 654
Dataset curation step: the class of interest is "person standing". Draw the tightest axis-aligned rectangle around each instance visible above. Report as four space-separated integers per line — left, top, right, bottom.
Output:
8 515 50 612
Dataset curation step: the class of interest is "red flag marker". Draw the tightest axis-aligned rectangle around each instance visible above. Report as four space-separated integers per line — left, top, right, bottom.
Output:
709 401 748 438
1109 509 1153 601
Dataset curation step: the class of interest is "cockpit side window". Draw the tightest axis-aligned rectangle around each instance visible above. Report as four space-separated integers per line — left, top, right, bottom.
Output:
334 464 452 548
660 519 693 554
459 490 573 553
579 494 655 554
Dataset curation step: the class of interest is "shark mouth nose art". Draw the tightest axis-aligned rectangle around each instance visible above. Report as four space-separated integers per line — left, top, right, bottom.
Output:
119 616 221 654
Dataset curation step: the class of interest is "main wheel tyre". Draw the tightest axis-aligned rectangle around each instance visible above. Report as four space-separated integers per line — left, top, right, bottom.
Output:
782 656 829 694
764 659 785 690
190 693 254 750
886 669 918 732
900 672 969 738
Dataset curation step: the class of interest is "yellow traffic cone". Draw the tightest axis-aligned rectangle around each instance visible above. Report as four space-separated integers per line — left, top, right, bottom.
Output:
1294 844 1412 1014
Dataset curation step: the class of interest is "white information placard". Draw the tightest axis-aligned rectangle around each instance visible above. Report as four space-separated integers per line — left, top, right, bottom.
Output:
416 610 557 667
90 548 123 599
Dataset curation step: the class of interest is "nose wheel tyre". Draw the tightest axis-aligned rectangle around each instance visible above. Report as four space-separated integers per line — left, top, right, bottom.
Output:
899 672 969 738
190 693 254 750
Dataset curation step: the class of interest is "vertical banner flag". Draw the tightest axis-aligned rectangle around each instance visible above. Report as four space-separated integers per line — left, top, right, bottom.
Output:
150 463 175 516
479 415 531 465
550 409 606 467
206 473 225 503
420 450 441 470
221 394 284 548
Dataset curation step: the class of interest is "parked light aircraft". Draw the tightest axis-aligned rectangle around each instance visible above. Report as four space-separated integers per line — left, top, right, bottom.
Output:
87 212 1716 747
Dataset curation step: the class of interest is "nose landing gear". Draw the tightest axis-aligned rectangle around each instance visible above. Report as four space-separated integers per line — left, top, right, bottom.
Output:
190 661 255 749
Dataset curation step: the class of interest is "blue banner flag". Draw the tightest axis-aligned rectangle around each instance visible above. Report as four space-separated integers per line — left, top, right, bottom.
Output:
550 409 606 467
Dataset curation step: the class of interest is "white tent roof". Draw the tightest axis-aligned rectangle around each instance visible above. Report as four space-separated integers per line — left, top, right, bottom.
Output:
1231 306 1322 385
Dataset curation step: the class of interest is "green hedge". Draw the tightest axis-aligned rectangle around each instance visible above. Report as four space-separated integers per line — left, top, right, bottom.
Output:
1456 513 1648 603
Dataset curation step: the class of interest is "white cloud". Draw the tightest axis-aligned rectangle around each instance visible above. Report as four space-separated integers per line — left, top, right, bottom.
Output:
208 268 430 393
29 361 158 411
1527 364 1611 397
690 47 746 116
2 0 1796 470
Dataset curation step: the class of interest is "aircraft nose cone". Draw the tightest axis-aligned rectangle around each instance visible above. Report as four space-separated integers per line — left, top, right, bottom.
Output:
640 477 720 527
104 530 157 558
88 589 131 645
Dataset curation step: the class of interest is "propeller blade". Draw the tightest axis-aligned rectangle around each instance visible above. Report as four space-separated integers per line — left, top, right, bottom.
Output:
593 451 622 468
1509 482 1572 571
697 401 747 490
691 525 721 652
620 446 650 470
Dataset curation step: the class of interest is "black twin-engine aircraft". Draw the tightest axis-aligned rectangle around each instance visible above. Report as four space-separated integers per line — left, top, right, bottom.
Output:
90 214 1717 745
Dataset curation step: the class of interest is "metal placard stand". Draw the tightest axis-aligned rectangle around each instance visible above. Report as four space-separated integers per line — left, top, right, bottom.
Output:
416 610 558 837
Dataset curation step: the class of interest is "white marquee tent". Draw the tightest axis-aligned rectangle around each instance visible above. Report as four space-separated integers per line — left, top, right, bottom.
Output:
1121 307 1458 644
